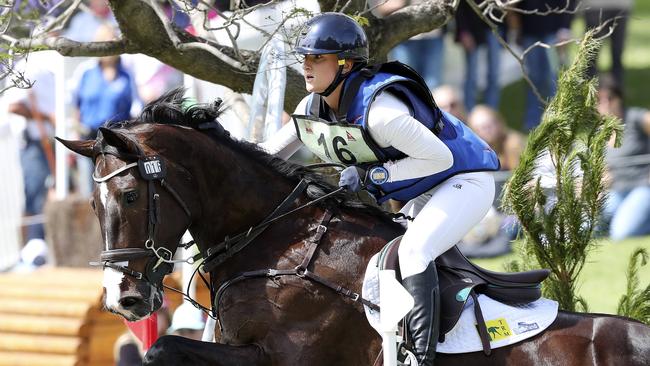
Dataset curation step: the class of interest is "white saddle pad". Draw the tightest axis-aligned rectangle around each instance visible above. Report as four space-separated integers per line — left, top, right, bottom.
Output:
362 253 559 354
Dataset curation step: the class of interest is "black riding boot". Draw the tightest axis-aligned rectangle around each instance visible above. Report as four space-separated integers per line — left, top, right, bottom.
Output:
402 262 440 366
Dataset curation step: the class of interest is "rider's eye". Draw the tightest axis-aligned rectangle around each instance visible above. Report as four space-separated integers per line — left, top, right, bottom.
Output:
122 190 139 206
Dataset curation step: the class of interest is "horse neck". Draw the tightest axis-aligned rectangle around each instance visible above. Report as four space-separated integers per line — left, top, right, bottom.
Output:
186 141 297 248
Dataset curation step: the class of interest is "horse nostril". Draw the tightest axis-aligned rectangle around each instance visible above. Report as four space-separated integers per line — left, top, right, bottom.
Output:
119 296 141 308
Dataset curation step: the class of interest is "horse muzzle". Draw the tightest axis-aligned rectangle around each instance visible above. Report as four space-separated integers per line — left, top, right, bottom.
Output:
102 265 165 321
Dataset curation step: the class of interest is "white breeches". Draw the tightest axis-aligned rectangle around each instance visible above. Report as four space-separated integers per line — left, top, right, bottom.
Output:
398 172 495 279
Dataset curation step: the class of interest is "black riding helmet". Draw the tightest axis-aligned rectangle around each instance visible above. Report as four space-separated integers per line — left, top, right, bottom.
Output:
295 12 369 96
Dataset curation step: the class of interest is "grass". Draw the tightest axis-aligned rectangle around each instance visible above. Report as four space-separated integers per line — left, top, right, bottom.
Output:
472 236 650 315
499 2 650 131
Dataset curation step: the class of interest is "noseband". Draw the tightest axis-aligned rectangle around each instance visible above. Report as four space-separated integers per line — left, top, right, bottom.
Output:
90 146 193 288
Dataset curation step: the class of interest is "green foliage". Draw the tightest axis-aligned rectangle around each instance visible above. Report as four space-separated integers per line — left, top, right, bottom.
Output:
350 15 370 27
501 31 624 311
617 248 650 325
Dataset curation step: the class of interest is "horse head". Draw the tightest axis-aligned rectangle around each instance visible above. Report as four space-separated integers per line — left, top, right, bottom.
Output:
58 121 202 320
58 88 303 322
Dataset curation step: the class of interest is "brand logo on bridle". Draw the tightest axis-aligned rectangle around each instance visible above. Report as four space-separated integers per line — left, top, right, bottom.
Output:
143 160 162 174
138 156 166 180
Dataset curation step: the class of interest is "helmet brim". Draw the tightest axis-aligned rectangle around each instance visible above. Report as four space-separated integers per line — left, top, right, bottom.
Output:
294 46 341 56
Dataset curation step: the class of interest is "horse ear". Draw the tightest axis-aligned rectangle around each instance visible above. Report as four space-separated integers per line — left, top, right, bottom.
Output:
55 137 94 158
98 127 141 155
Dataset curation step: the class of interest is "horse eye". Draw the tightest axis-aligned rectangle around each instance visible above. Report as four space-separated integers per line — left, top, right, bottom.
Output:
123 190 139 206
89 198 96 211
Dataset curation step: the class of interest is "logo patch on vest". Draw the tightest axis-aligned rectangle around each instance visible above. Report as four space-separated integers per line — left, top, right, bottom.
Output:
346 131 357 141
138 156 166 180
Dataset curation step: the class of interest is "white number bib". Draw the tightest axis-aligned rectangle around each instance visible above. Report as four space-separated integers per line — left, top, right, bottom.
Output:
293 115 381 164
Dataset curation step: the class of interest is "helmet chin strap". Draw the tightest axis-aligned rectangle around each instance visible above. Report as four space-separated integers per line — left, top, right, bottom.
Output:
318 59 346 97
318 59 367 97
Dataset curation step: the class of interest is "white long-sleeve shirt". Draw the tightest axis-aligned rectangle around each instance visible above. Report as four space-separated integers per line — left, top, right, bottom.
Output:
260 91 453 183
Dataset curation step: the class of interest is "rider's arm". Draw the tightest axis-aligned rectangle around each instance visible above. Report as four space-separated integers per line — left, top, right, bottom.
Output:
366 91 453 182
258 97 307 160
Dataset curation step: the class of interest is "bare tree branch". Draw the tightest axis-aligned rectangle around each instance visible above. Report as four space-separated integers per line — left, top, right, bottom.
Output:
466 0 616 107
368 0 457 60
1 0 467 110
465 0 547 104
36 0 82 36
12 36 131 57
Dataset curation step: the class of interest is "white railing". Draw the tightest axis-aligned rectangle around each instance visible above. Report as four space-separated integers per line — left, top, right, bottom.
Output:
0 118 25 270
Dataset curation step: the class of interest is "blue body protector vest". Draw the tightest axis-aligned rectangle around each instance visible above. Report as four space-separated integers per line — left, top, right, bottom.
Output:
297 62 500 203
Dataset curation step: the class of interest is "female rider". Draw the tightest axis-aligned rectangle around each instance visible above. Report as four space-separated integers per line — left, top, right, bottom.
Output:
261 12 499 366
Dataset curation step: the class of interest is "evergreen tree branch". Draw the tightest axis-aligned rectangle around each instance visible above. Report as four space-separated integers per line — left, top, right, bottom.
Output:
502 31 623 311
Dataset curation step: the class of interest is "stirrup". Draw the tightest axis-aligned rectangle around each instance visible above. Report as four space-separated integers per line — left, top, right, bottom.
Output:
397 342 419 366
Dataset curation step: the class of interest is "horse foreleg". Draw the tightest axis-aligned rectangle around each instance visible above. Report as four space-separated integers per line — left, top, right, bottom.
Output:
143 335 269 366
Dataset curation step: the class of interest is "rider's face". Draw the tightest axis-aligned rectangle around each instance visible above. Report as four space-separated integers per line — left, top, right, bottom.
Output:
302 54 340 93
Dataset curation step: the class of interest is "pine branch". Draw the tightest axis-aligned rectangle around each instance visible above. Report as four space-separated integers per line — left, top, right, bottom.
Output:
617 248 650 325
502 31 623 311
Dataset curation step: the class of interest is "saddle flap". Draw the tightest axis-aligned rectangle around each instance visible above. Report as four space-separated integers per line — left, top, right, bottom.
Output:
437 267 484 335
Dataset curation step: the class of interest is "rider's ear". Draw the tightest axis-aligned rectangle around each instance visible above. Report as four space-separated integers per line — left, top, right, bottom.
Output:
98 127 142 155
56 137 94 158
342 59 354 74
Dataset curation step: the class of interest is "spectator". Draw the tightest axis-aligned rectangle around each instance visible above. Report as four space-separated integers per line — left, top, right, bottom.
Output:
64 0 116 42
583 0 633 90
72 25 136 196
121 53 184 112
6 51 57 243
168 302 206 341
454 0 503 111
376 0 446 89
511 0 575 131
432 85 466 121
599 79 650 241
467 105 525 171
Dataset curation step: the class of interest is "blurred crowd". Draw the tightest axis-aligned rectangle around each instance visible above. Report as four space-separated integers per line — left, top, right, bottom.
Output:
383 0 648 255
2 0 648 273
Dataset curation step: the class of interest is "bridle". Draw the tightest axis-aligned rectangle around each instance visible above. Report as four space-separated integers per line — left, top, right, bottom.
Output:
90 133 379 321
89 143 194 288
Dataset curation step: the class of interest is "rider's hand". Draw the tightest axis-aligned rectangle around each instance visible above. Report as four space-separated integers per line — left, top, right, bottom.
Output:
338 166 367 192
339 165 390 192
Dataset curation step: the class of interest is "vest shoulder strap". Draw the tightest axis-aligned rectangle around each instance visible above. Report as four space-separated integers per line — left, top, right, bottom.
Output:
336 64 383 121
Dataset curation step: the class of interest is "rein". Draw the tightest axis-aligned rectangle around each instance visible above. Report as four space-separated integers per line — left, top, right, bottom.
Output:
91 144 379 323
211 208 380 332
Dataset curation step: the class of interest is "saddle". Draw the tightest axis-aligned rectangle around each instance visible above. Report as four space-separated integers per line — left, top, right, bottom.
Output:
378 237 550 355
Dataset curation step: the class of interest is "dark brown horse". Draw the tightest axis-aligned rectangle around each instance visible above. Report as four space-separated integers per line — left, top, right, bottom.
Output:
59 90 650 366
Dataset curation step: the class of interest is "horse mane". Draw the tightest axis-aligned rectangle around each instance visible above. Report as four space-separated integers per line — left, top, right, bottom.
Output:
106 88 396 222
